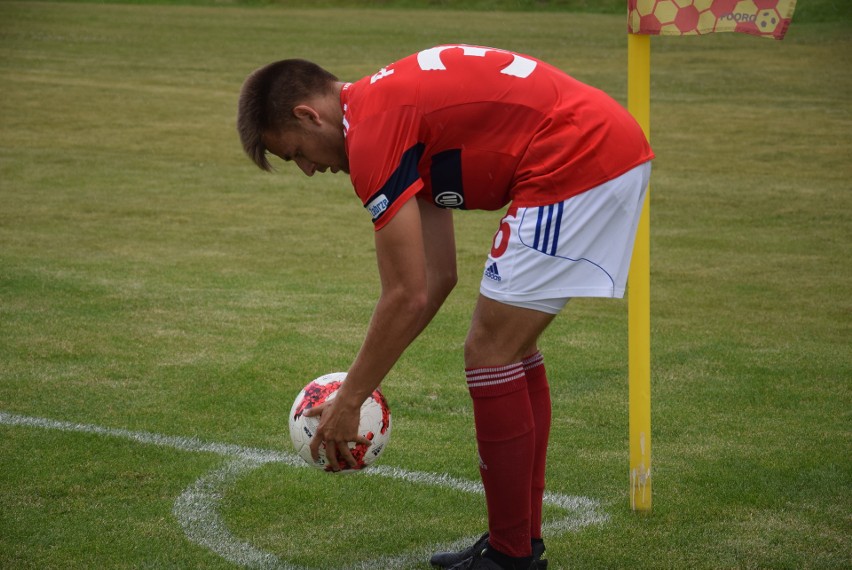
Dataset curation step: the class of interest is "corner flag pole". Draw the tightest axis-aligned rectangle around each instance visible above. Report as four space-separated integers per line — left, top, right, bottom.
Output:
627 31 652 512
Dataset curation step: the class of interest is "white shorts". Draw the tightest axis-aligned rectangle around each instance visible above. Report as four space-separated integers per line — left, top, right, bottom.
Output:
479 162 651 315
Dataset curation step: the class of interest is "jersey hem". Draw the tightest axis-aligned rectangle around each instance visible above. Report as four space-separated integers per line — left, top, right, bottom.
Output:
510 157 654 208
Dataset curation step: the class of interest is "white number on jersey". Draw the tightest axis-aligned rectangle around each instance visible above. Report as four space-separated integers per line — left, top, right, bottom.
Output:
416 45 537 79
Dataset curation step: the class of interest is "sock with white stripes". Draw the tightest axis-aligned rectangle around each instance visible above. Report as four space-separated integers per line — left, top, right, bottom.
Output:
466 362 534 558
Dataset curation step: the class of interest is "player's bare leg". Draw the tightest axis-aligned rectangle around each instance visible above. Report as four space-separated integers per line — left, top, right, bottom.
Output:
435 295 555 569
464 295 555 368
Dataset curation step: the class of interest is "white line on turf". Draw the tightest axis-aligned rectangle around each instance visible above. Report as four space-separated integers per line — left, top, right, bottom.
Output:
0 411 608 569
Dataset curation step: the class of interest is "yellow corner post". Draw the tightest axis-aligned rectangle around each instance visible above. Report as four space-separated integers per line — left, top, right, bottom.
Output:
627 32 652 512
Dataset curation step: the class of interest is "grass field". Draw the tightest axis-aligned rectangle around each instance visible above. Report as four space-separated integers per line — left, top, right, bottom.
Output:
1 2 850 569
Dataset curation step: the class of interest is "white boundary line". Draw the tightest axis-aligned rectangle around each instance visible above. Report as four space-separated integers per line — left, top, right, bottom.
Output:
0 411 608 569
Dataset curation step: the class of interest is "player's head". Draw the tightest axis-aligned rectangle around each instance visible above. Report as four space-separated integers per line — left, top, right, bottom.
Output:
238 59 340 172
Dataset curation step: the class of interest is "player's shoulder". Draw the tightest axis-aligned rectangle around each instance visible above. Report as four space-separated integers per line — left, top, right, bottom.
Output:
345 61 420 120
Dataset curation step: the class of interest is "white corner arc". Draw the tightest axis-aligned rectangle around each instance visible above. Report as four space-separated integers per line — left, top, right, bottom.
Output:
0 411 608 569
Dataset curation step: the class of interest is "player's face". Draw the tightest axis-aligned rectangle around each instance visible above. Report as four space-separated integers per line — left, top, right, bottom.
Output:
263 124 349 177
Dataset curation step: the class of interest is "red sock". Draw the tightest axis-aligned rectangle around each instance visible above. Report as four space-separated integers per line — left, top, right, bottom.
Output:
522 351 551 540
467 362 534 558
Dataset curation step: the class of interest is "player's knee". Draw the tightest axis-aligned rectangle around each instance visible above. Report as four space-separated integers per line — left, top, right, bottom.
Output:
464 328 514 369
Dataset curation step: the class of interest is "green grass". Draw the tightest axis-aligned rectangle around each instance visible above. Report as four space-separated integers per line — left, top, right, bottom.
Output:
1 2 850 569
17 0 852 22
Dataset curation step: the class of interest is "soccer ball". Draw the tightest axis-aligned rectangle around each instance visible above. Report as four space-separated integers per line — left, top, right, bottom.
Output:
288 372 392 472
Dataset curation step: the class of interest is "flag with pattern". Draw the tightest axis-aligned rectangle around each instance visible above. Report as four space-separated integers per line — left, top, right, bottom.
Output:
628 0 797 39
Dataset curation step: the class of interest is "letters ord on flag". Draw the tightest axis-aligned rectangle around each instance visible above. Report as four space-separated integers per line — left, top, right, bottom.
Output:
628 0 797 40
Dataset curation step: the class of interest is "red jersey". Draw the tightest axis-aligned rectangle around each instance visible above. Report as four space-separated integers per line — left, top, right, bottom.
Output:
341 45 653 230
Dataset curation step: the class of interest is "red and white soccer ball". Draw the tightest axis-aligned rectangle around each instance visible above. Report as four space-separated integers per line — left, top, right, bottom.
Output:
288 372 392 472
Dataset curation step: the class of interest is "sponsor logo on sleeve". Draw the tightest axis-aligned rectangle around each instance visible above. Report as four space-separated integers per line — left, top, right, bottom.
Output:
367 194 390 221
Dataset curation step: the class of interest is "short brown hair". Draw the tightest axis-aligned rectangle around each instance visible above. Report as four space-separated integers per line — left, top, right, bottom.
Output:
237 59 338 171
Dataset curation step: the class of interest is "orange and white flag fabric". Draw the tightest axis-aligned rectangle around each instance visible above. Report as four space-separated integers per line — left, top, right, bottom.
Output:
628 0 797 39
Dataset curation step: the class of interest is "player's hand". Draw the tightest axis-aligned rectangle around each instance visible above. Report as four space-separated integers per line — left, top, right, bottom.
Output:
304 398 371 472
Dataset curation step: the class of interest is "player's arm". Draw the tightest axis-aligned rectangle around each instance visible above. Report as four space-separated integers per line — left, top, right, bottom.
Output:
415 196 457 331
310 197 455 469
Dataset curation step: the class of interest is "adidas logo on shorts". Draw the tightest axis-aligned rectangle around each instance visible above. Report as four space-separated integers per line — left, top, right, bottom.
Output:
484 262 501 282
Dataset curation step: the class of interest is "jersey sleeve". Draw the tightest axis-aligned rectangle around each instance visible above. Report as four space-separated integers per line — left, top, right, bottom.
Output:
347 105 425 231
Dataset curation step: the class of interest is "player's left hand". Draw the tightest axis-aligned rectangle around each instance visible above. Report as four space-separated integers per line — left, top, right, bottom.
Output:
305 398 371 471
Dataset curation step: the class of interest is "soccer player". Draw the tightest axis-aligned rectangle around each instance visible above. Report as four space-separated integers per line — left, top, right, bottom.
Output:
237 45 653 570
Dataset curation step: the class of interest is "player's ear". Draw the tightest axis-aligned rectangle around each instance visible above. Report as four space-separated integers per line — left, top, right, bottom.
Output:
292 104 321 126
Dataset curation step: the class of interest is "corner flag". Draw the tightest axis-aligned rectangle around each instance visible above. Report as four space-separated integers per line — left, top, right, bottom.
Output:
625 0 797 513
628 0 797 40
